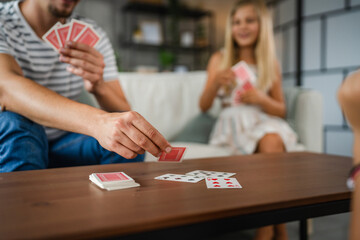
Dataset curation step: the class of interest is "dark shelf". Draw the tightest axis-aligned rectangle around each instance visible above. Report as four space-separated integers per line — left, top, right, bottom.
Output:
122 2 213 18
120 41 211 52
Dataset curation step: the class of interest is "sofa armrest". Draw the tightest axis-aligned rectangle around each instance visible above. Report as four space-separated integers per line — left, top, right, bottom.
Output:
294 89 323 153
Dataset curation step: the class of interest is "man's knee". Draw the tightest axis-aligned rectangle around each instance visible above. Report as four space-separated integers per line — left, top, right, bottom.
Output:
257 133 284 153
338 71 360 129
0 111 48 172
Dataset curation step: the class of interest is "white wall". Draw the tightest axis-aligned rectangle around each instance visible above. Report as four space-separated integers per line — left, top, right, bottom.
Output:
273 0 356 157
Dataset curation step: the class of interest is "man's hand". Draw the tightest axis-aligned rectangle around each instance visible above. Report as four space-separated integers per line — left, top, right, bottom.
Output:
94 111 172 159
59 41 104 93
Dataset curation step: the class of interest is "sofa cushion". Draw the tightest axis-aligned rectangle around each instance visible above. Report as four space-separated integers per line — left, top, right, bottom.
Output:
171 113 217 143
118 71 221 140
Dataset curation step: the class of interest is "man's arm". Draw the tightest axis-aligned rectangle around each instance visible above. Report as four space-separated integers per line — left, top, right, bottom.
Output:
0 53 171 158
337 70 360 240
93 80 131 112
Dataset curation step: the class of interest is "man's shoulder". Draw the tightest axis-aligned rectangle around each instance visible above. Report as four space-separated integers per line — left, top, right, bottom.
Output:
0 1 17 17
0 1 21 28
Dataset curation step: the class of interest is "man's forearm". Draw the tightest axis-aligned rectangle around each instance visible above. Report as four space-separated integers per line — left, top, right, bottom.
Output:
0 72 105 138
92 80 130 112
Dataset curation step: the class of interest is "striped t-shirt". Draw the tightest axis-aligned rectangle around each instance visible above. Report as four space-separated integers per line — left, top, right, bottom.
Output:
0 1 118 140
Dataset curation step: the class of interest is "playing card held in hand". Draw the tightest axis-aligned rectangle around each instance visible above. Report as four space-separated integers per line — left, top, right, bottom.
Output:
157 147 186 163
42 19 101 52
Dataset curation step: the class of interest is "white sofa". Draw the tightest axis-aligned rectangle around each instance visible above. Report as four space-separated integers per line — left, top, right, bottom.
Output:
79 71 323 161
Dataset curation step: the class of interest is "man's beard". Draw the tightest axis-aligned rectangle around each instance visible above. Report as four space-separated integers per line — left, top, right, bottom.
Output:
48 5 72 18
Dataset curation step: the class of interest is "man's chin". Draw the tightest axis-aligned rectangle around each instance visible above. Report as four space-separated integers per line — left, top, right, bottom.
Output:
49 7 73 18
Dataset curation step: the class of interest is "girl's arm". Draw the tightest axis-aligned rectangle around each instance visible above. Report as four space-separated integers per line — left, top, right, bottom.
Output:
260 63 286 118
241 61 286 118
199 52 235 112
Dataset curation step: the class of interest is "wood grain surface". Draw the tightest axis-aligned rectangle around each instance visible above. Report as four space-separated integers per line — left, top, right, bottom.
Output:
0 152 352 239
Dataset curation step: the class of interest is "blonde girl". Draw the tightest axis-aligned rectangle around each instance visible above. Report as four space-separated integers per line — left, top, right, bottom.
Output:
199 0 298 239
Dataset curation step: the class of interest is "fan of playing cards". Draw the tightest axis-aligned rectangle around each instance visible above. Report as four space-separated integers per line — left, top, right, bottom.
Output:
42 19 100 52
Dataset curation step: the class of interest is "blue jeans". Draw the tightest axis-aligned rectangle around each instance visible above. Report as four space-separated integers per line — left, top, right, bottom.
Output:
0 111 144 172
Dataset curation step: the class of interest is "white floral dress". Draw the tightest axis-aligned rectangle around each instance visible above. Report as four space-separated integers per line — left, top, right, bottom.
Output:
209 67 300 155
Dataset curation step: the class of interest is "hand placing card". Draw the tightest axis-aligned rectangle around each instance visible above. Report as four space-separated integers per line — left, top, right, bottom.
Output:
89 172 140 191
42 19 100 52
158 147 186 163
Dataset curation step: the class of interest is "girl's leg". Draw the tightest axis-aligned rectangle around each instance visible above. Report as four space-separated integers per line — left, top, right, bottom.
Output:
254 133 288 240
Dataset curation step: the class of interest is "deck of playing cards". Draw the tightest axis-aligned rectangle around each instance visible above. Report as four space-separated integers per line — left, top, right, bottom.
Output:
157 147 186 163
231 61 256 105
42 19 100 52
89 172 140 191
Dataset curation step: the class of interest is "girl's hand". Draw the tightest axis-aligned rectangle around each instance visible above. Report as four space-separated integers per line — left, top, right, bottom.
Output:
241 88 267 105
214 69 236 88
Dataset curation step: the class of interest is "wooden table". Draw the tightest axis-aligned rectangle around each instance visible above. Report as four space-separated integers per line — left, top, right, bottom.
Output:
0 152 352 240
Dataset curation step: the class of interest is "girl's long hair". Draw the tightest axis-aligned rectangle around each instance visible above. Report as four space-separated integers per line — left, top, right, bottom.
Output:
221 0 277 91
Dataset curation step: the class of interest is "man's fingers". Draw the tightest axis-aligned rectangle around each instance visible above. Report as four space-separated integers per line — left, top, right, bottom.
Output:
66 65 102 83
65 41 102 58
113 131 145 155
61 56 103 75
60 47 101 66
132 114 172 155
121 112 171 157
109 141 138 159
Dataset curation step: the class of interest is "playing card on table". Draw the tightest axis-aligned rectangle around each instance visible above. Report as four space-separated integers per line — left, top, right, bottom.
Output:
232 61 256 85
158 147 186 163
186 170 236 178
155 173 203 183
205 177 242 189
42 22 62 52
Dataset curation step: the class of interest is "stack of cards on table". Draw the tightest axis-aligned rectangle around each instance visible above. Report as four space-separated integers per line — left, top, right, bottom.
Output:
157 147 186 163
231 61 256 105
155 170 242 189
89 172 139 191
42 19 100 52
